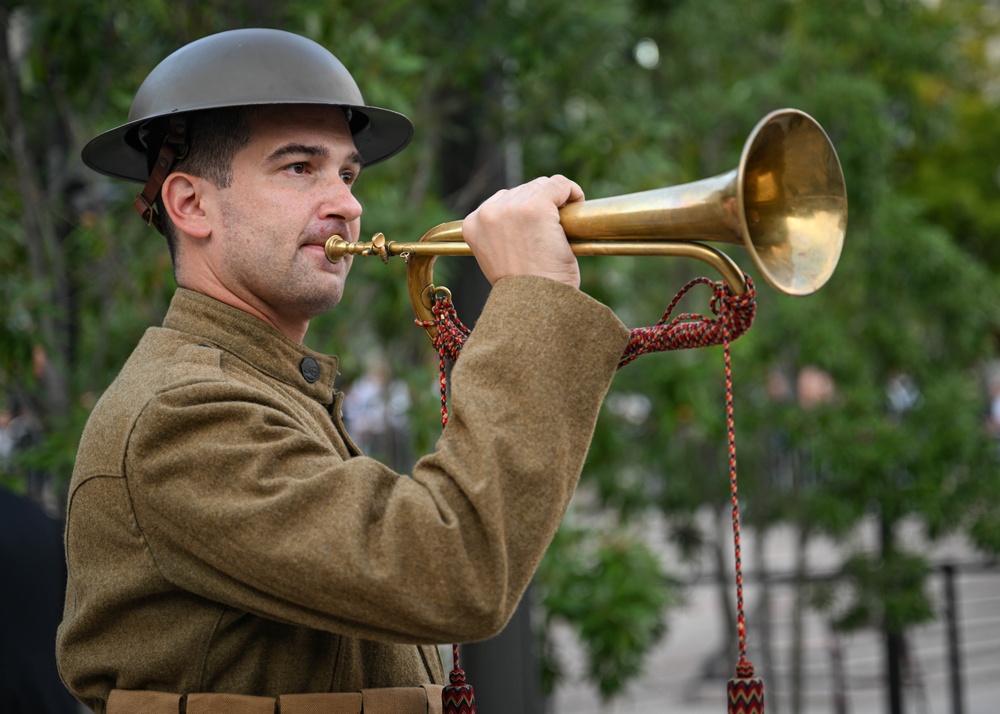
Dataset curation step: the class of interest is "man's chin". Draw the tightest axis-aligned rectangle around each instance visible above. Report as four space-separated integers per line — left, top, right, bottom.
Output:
305 282 348 316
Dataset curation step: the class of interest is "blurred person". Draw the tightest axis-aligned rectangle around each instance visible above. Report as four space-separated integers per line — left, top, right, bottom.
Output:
796 364 835 411
343 356 413 469
983 361 1000 442
56 28 629 714
0 488 78 714
0 408 13 465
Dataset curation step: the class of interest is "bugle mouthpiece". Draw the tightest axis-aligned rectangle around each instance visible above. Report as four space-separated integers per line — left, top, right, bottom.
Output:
325 233 390 264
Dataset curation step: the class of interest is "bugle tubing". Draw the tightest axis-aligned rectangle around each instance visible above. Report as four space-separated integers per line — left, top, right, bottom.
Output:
325 108 847 337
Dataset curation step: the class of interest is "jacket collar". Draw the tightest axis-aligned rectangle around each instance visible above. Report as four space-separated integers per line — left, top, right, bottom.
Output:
162 288 340 403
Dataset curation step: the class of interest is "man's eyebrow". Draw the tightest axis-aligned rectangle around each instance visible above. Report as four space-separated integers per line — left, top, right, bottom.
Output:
265 143 364 168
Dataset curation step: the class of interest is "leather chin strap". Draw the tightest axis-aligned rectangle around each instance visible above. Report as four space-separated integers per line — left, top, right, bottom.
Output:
133 116 188 234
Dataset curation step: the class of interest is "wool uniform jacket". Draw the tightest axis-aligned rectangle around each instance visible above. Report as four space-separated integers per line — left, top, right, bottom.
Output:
56 277 629 713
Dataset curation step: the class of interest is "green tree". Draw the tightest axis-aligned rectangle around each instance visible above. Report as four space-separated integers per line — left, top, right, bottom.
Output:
577 0 1000 710
4 1 1000 710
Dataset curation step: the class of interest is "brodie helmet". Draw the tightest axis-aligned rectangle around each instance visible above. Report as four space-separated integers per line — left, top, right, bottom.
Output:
81 28 413 229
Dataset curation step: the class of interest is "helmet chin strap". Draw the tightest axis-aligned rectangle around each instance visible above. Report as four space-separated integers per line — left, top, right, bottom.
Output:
133 115 188 234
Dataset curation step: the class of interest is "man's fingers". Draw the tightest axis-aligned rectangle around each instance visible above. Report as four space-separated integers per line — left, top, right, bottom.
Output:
462 176 583 288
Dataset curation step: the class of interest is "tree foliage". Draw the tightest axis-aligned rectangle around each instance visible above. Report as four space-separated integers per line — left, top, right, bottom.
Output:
2 0 1000 704
536 524 675 702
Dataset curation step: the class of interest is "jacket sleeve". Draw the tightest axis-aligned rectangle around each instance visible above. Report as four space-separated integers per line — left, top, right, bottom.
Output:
126 275 630 644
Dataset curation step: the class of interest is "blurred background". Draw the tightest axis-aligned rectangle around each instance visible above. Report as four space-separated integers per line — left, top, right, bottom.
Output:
1 1 999 713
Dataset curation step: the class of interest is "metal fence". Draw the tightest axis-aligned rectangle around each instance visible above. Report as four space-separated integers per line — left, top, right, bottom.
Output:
550 538 1000 714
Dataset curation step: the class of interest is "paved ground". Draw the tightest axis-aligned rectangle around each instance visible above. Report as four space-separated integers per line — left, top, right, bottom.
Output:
547 511 1000 714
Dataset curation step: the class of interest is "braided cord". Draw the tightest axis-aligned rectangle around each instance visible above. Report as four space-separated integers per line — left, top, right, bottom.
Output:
419 275 761 712
725 322 752 674
416 297 471 426
415 302 475 713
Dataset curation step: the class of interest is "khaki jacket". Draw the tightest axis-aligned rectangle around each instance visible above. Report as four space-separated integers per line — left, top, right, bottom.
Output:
57 278 628 713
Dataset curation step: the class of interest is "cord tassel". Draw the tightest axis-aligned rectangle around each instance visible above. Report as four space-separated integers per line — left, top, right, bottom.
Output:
728 658 764 714
442 644 477 714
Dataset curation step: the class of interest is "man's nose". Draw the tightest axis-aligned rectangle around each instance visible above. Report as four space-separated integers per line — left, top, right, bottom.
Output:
322 180 363 223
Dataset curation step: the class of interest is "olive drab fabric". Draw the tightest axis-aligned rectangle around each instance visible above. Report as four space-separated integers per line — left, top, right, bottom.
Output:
57 277 629 714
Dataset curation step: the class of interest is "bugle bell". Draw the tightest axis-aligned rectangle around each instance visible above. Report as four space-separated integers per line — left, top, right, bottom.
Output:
326 108 847 335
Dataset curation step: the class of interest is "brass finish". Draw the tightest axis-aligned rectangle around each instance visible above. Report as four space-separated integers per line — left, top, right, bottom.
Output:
326 108 847 337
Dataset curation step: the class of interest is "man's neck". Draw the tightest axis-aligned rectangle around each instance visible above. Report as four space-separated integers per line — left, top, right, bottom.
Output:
176 279 309 344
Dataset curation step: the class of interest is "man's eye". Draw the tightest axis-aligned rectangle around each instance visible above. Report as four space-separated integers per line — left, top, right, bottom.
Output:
287 163 308 174
341 171 358 186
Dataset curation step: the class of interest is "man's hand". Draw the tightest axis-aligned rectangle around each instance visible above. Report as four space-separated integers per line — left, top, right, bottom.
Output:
462 175 584 288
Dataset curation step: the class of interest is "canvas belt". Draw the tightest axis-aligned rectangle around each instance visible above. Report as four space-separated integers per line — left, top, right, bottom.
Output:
106 685 444 714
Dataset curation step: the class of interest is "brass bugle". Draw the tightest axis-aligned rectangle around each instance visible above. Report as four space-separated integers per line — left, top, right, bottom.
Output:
326 108 847 336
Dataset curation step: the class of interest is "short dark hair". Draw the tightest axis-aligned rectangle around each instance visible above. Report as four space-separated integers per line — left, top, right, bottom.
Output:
152 107 255 266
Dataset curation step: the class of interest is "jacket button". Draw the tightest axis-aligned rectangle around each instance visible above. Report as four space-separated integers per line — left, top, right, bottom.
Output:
300 356 320 383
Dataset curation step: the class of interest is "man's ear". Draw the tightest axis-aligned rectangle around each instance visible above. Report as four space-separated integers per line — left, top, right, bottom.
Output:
161 172 212 239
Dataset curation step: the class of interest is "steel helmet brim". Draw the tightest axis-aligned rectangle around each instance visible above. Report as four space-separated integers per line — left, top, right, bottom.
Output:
82 28 414 183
